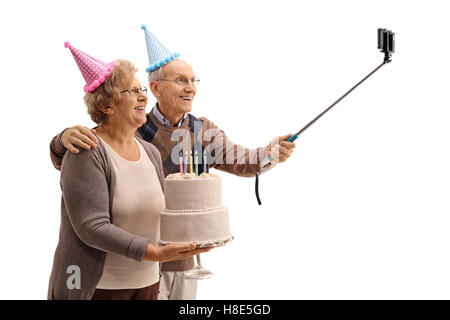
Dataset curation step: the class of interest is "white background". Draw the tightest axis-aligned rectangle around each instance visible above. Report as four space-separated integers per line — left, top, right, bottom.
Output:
1 0 449 299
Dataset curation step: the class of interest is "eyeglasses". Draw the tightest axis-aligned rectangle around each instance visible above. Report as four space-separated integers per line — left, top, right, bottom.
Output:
120 86 148 96
157 77 200 87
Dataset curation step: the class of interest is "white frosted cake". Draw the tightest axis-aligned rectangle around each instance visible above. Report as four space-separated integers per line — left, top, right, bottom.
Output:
159 172 232 245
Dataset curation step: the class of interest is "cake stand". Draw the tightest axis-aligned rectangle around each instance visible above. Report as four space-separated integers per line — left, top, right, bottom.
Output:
184 236 234 280
159 236 233 280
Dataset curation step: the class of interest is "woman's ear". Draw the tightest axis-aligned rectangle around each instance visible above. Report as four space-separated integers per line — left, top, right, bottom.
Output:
99 105 114 115
150 80 160 97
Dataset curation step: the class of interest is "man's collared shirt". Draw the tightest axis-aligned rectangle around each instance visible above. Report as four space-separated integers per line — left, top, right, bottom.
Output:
152 104 188 128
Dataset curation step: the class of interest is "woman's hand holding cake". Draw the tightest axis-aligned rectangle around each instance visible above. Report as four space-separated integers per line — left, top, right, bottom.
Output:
144 243 212 262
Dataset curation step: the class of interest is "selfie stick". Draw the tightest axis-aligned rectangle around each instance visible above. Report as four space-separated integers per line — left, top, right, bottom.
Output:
256 28 395 204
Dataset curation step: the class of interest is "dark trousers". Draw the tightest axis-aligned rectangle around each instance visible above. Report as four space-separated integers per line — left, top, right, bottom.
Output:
92 281 160 300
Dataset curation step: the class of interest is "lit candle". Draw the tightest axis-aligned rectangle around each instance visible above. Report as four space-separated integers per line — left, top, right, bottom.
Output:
190 150 193 173
203 149 207 174
179 150 183 175
195 150 199 176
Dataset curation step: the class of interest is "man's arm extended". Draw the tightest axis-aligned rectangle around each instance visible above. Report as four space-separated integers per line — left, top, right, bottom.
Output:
200 117 295 177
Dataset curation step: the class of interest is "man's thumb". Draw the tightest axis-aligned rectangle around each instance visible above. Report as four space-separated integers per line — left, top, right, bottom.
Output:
281 133 293 140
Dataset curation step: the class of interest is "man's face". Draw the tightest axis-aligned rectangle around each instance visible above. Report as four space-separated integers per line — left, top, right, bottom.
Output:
152 59 197 114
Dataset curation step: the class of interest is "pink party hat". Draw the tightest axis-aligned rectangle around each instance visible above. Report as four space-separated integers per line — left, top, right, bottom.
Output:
64 42 115 93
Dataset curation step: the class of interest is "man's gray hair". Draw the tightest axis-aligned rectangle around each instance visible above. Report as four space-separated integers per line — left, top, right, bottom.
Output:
147 66 165 84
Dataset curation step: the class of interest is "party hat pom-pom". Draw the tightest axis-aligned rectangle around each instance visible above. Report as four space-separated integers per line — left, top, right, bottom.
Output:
64 41 71 48
141 24 147 30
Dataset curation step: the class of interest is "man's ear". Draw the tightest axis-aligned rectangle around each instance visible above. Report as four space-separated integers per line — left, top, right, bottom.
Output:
150 80 160 97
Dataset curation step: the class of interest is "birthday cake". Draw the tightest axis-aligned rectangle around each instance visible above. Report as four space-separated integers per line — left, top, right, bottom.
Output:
159 172 232 245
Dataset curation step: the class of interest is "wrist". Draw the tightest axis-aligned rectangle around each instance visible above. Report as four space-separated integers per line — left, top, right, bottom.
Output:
259 146 271 167
58 128 69 148
144 244 160 261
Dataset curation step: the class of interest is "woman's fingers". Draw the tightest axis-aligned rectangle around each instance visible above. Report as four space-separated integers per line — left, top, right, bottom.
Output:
175 243 197 252
161 243 213 261
177 243 212 255
177 247 212 260
193 247 213 255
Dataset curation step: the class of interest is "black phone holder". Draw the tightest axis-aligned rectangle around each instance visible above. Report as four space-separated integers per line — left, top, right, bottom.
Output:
378 28 395 63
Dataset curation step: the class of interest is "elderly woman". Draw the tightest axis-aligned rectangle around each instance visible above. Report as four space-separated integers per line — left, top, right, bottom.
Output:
47 43 210 300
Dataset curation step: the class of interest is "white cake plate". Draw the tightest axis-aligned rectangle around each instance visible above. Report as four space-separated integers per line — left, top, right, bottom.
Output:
195 236 234 248
158 235 234 248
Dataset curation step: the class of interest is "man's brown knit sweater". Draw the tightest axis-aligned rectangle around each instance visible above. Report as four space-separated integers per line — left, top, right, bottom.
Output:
50 107 273 271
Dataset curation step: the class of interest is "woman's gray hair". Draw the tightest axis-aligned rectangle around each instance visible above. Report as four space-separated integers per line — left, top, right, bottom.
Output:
147 66 165 83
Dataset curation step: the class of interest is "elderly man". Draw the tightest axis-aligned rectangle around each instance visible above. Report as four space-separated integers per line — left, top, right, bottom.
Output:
49 27 296 300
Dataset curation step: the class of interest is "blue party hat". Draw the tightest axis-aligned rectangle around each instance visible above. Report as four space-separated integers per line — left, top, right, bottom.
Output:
141 25 180 72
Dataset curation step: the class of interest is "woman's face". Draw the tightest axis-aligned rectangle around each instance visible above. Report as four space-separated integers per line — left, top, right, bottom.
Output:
112 77 148 128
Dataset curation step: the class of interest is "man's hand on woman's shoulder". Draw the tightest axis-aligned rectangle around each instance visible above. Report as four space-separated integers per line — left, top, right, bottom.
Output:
61 125 99 154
